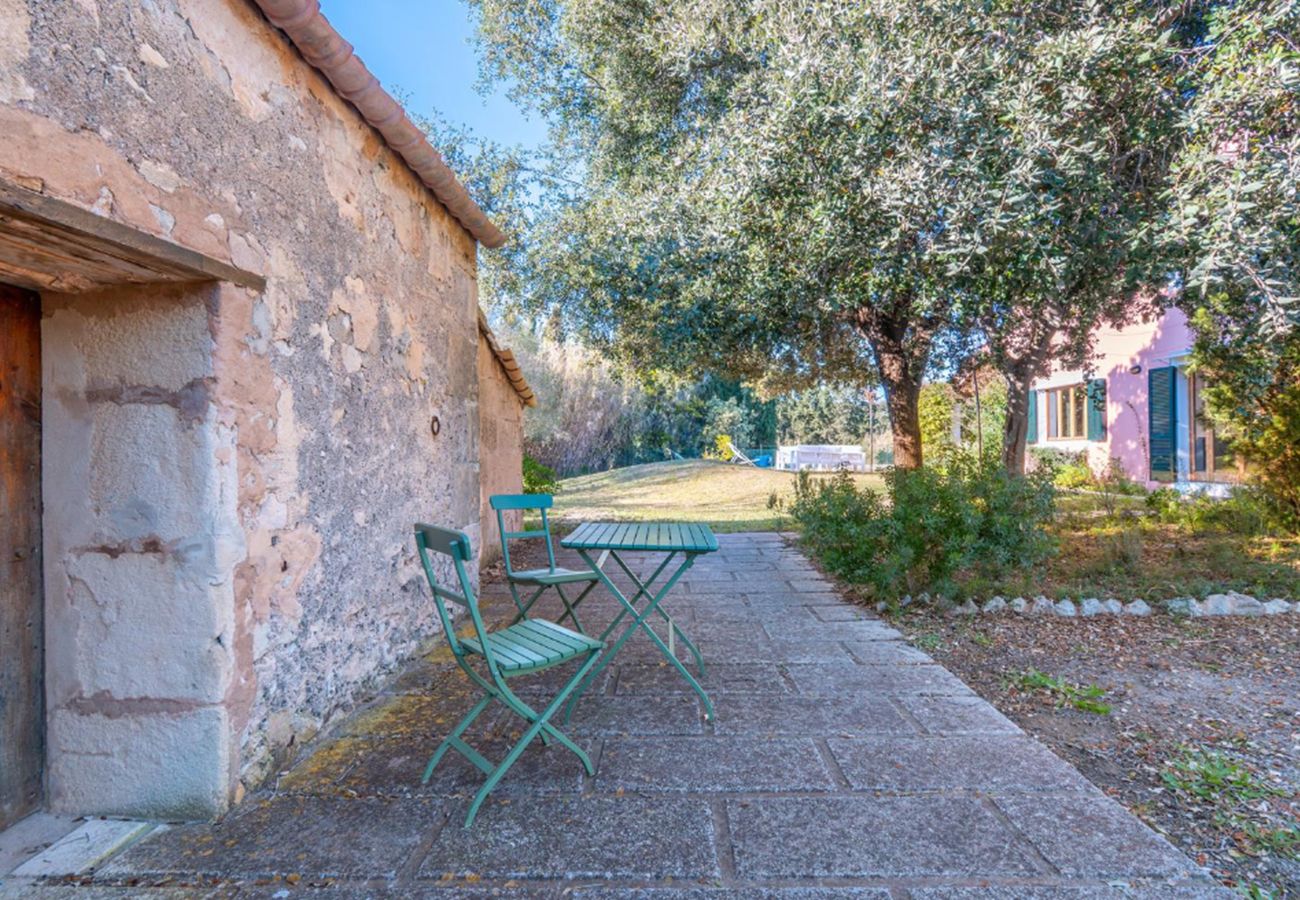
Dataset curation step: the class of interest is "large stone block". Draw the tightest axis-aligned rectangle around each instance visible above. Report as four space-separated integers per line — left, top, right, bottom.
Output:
88 403 219 541
43 288 215 391
58 551 232 704
46 707 232 820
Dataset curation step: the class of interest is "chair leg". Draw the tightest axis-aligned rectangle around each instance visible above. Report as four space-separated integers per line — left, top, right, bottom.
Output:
498 677 595 767
552 583 587 635
508 582 547 624
463 651 603 828
421 692 494 784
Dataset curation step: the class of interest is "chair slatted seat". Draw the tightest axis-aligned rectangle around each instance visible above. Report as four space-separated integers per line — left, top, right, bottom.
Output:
462 620 603 672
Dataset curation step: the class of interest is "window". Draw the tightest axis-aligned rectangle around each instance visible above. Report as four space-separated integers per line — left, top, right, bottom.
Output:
1045 384 1087 440
1189 374 1243 483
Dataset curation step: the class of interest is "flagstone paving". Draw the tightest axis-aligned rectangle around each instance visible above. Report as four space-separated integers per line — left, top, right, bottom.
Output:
10 533 1230 897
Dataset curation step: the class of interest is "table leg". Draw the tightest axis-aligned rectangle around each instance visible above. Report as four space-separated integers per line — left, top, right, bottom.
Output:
593 552 676 643
563 549 714 722
607 550 706 676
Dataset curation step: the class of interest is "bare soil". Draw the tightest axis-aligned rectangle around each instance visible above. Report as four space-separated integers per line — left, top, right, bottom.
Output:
893 609 1300 896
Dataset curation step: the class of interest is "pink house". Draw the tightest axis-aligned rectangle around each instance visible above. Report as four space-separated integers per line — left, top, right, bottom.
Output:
1026 308 1243 493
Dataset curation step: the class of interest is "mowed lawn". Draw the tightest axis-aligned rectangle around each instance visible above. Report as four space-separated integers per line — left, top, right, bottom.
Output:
551 459 882 532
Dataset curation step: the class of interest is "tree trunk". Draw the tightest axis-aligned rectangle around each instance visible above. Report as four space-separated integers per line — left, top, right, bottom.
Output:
1001 368 1035 476
878 356 923 468
855 306 932 470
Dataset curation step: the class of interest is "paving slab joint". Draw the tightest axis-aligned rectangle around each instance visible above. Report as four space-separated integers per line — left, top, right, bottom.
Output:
978 793 1062 876
708 796 738 879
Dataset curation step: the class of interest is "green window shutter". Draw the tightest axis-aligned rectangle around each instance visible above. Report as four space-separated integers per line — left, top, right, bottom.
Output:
1086 378 1107 441
1148 367 1176 479
1026 389 1038 445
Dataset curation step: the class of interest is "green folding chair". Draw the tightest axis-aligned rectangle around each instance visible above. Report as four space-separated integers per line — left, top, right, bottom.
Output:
490 493 606 635
413 523 604 827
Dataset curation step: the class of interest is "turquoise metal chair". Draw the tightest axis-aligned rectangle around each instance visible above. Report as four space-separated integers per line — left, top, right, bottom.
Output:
490 493 606 635
414 523 603 827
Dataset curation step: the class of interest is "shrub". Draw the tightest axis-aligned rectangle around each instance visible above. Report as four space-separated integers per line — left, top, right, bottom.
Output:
522 455 560 494
1028 447 1082 472
1146 485 1275 535
791 454 1057 601
707 433 735 461
1097 527 1144 574
1054 462 1094 490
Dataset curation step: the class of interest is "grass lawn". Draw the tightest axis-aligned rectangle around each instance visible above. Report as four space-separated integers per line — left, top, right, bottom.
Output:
551 459 882 532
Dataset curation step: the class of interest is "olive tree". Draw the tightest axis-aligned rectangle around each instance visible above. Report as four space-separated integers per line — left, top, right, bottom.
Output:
466 0 1045 468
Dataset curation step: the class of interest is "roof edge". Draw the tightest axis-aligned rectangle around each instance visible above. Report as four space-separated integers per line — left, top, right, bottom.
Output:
478 309 537 407
251 0 507 249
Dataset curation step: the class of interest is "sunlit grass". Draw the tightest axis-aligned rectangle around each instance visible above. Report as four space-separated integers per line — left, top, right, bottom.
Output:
966 492 1300 601
550 459 883 532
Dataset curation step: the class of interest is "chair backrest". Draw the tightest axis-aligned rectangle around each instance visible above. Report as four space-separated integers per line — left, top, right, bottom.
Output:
413 523 496 667
489 493 556 576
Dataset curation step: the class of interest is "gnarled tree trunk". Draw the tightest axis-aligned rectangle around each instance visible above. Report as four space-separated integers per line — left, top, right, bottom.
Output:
1001 368 1035 475
858 306 933 470
882 375 923 468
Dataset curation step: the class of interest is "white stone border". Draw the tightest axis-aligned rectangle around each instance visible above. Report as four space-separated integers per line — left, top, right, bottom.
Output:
885 591 1296 618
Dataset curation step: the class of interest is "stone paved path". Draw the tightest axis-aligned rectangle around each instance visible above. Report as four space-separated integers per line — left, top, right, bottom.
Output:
16 533 1229 897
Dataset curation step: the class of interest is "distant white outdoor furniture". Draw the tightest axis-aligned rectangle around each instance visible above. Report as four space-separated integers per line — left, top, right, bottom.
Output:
776 444 868 472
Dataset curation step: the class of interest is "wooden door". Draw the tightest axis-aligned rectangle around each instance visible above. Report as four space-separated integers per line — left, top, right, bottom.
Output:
0 282 42 828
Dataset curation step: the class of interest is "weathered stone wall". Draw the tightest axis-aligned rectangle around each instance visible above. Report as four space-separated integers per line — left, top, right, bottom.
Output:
478 333 525 563
4 0 485 816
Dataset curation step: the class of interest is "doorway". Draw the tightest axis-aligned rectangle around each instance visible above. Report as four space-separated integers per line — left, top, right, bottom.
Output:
0 282 42 829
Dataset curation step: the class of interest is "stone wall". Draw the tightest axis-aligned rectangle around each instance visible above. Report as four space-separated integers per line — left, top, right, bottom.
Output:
478 332 526 563
3 0 487 816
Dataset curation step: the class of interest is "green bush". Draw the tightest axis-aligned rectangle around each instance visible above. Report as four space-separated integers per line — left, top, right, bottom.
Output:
791 454 1057 602
1029 447 1093 490
522 455 560 495
1054 462 1094 490
1028 447 1082 471
1146 486 1275 536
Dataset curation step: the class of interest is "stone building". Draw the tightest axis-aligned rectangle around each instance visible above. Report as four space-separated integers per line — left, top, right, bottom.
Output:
477 312 534 564
0 0 532 827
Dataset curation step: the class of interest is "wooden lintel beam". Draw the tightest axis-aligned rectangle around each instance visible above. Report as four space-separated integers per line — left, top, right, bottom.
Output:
0 180 266 292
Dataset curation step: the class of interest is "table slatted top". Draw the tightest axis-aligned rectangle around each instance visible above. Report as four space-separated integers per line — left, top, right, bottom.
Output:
561 522 719 553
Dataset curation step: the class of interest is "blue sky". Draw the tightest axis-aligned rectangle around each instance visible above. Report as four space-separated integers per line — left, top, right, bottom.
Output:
319 0 546 152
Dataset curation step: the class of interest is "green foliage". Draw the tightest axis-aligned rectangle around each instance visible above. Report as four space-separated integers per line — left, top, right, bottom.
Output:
522 456 560 495
1029 448 1092 490
465 0 1186 470
1161 744 1297 885
918 384 957 456
791 455 1056 600
1012 669 1111 715
919 375 1009 459
1054 462 1094 491
1164 2 1299 339
451 0 1297 488
707 434 735 462
1030 450 1144 499
1146 487 1277 537
775 386 886 447
1162 748 1287 807
700 398 754 457
1163 2 1300 533
504 325 776 475
1189 331 1300 534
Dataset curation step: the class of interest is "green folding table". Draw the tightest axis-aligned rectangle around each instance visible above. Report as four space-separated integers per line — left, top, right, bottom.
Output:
560 522 720 721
